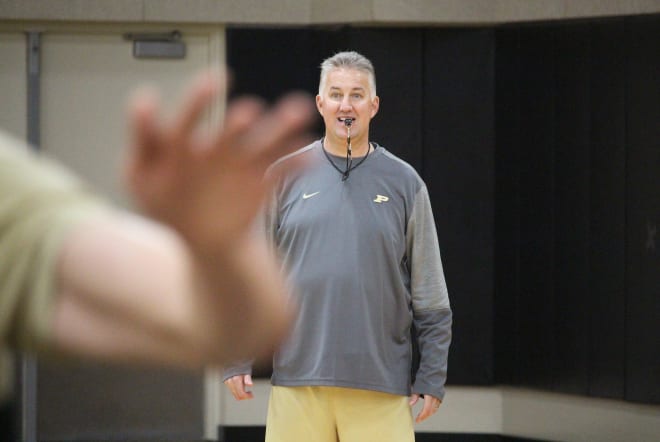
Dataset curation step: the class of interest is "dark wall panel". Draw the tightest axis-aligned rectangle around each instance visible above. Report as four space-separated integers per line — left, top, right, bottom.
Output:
495 15 660 404
494 29 521 385
226 28 336 138
588 20 626 400
624 16 660 404
515 26 556 390
423 29 496 385
552 24 591 395
0 402 14 441
227 28 332 101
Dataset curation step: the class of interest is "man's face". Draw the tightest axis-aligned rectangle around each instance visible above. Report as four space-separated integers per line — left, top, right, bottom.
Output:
316 68 379 145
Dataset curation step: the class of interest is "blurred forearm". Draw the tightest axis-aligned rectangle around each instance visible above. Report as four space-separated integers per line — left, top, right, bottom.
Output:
52 211 291 369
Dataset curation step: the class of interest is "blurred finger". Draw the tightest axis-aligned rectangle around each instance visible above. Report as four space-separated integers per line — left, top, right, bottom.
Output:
128 87 162 165
237 92 315 166
173 71 224 143
261 136 313 183
214 97 266 150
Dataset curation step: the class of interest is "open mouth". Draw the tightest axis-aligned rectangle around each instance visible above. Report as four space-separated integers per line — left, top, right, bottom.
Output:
338 117 354 126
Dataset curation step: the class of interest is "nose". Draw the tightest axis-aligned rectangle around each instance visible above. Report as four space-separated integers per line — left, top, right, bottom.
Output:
340 96 352 112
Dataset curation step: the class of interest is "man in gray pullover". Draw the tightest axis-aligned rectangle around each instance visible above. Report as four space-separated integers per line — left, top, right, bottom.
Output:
224 51 452 442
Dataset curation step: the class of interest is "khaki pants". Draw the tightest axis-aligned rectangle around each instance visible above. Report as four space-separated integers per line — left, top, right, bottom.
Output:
265 386 415 442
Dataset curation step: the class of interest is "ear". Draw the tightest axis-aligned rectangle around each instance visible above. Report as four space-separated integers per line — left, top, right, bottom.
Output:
370 95 380 118
315 95 324 116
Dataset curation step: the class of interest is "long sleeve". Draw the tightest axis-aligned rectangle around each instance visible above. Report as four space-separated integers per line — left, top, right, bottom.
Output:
406 185 452 399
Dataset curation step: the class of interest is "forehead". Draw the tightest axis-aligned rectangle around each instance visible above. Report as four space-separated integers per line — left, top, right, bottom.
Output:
325 68 371 91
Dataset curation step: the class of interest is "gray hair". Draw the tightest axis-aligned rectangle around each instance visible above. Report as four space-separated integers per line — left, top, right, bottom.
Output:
318 51 377 96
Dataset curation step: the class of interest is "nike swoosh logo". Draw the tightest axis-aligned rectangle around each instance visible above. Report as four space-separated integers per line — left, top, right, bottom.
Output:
302 191 320 199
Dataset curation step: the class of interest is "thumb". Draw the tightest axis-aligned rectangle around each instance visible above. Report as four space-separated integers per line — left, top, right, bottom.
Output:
244 374 253 386
409 394 419 407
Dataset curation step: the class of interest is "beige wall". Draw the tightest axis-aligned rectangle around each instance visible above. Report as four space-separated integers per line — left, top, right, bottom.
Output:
0 32 27 139
1 0 660 25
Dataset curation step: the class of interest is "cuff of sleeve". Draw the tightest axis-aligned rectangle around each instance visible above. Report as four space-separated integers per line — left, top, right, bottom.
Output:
412 379 446 400
222 362 253 381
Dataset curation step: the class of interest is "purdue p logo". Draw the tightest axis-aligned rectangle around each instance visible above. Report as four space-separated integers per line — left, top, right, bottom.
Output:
373 195 389 203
